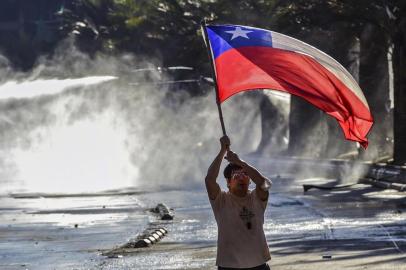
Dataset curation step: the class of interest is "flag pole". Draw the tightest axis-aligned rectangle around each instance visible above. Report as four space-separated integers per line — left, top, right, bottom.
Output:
201 19 227 136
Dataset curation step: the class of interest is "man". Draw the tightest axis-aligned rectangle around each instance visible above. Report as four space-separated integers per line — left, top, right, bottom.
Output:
205 135 272 270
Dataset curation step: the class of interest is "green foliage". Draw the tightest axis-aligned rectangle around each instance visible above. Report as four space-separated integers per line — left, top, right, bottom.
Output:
2 0 405 74
273 0 405 43
59 0 282 68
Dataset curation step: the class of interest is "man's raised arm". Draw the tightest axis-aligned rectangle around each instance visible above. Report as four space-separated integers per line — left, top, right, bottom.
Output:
226 150 272 201
205 136 230 200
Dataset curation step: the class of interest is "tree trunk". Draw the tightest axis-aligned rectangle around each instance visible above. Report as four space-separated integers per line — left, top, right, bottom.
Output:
359 23 392 161
255 93 278 154
255 91 289 155
288 96 327 157
393 17 406 165
324 30 360 158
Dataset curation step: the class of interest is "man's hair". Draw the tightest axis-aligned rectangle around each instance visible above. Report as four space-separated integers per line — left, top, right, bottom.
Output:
223 163 243 179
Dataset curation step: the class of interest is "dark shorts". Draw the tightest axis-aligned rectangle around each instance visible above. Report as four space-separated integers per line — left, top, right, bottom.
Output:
218 263 270 270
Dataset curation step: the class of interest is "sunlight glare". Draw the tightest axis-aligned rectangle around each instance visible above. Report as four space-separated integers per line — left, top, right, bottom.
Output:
11 114 138 193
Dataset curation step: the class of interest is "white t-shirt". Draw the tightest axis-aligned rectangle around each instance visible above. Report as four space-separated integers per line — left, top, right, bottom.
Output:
209 190 271 268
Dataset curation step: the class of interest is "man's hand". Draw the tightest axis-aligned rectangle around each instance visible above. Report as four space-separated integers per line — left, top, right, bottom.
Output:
220 135 230 151
225 150 243 165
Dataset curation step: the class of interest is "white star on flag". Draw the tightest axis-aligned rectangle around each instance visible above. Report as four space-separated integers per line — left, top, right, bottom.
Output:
225 27 253 40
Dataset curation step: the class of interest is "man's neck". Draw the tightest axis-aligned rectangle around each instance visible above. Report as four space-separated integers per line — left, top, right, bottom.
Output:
230 190 248 197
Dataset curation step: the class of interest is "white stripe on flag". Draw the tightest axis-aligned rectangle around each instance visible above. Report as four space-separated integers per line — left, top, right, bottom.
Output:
270 31 368 108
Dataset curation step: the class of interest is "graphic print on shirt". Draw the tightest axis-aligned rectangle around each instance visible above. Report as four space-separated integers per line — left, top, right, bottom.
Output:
239 206 255 230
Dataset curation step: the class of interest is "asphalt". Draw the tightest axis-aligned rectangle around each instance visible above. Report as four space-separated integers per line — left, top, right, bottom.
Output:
266 174 406 270
99 176 406 270
1 170 405 269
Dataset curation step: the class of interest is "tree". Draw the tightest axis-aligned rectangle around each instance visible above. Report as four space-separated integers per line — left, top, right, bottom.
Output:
272 0 400 161
390 1 406 165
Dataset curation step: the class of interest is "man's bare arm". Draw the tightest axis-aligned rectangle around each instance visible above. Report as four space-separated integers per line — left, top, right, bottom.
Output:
226 150 272 201
205 136 230 200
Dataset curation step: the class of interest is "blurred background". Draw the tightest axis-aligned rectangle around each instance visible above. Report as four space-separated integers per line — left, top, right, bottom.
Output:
1 2 406 269
0 0 405 193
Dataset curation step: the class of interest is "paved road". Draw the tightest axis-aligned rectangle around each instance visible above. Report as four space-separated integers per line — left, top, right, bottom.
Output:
268 177 406 269
1 158 405 269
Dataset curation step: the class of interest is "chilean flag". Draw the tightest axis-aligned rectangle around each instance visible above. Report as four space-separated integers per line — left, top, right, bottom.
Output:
203 24 373 148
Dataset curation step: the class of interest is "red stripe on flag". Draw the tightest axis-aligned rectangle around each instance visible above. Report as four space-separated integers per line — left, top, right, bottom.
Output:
214 46 373 147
